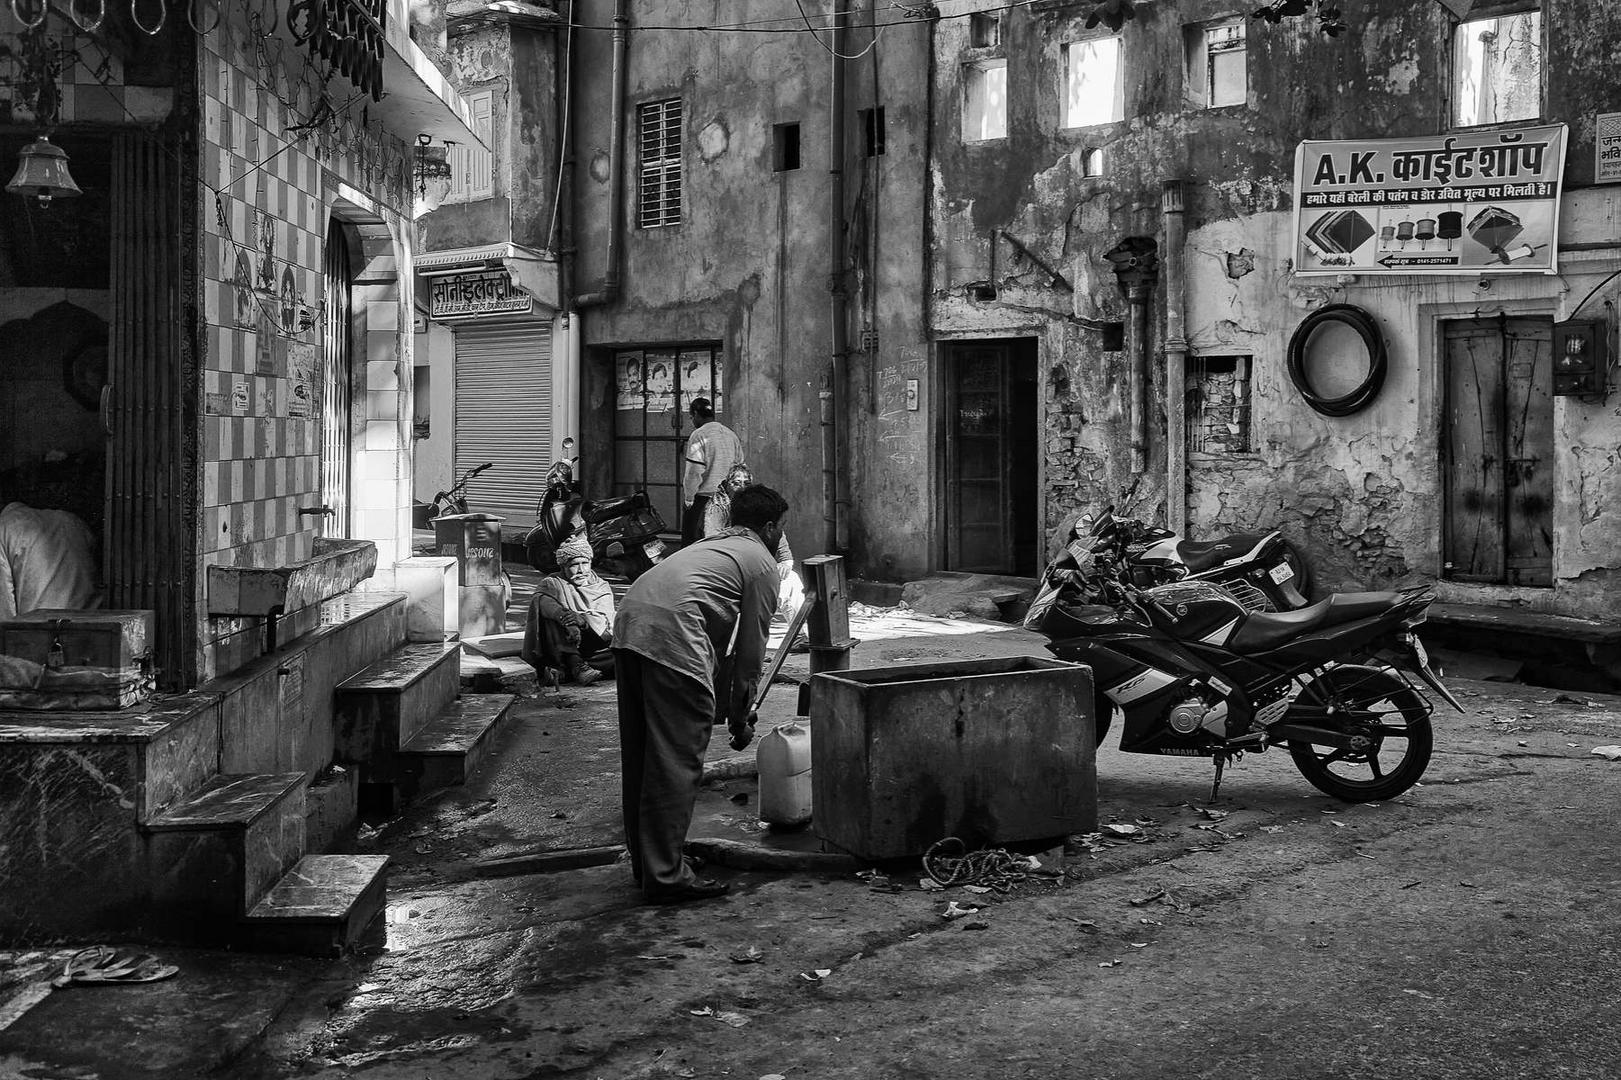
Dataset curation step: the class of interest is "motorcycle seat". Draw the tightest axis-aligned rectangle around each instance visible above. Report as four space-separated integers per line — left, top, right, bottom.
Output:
1228 590 1403 653
1177 533 1267 572
582 492 648 523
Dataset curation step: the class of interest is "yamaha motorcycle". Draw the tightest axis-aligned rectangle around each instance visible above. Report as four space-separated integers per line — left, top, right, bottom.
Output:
1025 544 1461 802
1076 507 1311 612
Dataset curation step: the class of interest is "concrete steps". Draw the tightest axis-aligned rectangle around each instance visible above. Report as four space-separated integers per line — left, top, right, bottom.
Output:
334 642 461 767
241 854 390 957
395 694 515 799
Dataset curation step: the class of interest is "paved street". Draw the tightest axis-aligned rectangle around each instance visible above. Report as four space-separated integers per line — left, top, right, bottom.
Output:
6 623 1621 1079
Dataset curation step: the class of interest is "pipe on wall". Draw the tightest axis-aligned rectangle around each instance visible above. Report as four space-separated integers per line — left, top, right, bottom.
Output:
823 0 851 554
1162 180 1188 536
1125 284 1151 475
572 0 628 310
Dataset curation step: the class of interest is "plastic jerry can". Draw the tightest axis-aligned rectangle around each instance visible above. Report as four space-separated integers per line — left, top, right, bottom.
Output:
757 719 813 827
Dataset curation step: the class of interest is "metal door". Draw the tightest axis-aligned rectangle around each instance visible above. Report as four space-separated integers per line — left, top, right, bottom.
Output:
612 345 723 531
1442 316 1554 585
320 220 352 536
944 341 1038 575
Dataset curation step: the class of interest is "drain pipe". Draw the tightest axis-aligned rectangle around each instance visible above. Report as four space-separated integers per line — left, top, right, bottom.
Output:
572 0 628 310
1162 180 1188 536
1104 237 1160 477
823 0 850 554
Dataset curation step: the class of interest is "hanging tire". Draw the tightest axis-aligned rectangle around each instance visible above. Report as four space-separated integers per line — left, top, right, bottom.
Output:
1286 665 1432 802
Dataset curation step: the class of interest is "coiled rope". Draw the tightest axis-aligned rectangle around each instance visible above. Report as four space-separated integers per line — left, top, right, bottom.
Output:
923 837 1030 893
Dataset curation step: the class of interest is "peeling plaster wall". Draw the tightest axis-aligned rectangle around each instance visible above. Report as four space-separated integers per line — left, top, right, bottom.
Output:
571 1 934 575
920 0 1621 617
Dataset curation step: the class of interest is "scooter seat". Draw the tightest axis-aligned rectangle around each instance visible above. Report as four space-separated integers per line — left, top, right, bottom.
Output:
1228 590 1402 653
582 492 648 523
1177 533 1266 572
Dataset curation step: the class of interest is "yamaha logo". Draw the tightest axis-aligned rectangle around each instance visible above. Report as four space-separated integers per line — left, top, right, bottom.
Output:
1177 604 1188 617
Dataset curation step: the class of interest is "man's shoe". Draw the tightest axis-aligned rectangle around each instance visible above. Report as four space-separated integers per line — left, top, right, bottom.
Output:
646 878 730 905
565 657 603 686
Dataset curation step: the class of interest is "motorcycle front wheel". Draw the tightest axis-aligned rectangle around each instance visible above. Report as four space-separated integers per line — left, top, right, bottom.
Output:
1286 665 1432 802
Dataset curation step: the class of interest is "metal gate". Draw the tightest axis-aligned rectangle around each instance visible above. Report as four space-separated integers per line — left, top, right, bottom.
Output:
320 220 352 536
454 322 552 524
611 345 723 532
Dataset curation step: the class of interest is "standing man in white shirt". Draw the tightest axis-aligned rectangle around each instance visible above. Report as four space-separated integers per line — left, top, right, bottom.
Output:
680 396 743 547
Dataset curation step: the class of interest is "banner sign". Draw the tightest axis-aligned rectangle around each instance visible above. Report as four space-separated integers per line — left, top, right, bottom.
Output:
1292 123 1567 275
1597 113 1621 184
429 270 533 319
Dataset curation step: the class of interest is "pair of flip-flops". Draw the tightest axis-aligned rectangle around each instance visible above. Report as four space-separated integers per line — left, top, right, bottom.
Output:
51 946 178 988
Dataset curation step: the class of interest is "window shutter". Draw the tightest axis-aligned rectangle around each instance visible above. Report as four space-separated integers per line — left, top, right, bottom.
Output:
637 99 682 228
469 91 494 199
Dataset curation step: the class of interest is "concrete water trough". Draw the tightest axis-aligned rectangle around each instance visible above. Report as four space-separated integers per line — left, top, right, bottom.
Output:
808 656 1097 861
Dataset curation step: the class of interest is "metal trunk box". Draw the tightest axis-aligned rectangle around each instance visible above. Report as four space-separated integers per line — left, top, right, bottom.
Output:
809 656 1096 860
431 514 505 587
0 609 156 710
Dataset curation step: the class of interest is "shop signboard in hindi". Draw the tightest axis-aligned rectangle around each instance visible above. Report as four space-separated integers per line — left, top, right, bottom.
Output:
1292 123 1566 275
429 270 534 319
1597 113 1621 185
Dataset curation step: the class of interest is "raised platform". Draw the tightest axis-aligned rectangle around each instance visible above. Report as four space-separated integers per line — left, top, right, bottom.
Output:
1423 602 1621 692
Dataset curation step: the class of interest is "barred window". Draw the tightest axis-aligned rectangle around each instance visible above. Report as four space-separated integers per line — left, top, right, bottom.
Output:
638 98 683 229
1188 355 1253 454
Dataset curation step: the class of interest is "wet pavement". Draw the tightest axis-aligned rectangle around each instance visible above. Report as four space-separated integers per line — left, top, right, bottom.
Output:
6 617 1621 1079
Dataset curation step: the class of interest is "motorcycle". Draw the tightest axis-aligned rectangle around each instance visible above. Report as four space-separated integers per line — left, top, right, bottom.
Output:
1076 506 1311 612
1024 537 1461 803
523 461 668 582
427 461 492 518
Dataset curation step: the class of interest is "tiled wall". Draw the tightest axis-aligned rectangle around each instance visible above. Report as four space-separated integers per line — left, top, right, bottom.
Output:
197 12 416 680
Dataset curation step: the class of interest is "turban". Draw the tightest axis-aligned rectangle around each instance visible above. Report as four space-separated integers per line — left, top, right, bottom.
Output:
557 532 594 566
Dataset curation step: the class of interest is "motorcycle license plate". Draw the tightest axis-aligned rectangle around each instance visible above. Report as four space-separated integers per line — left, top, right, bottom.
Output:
644 538 666 559
1269 562 1295 583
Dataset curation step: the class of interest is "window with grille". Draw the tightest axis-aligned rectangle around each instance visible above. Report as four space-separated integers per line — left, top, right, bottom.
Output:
447 89 494 202
638 98 683 229
1185 20 1246 109
1188 355 1252 454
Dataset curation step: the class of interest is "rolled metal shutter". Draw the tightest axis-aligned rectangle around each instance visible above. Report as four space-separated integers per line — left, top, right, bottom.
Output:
453 321 552 526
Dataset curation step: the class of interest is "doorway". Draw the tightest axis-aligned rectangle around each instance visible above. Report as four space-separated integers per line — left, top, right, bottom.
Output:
611 344 724 532
1442 315 1554 586
943 339 1039 575
320 218 353 536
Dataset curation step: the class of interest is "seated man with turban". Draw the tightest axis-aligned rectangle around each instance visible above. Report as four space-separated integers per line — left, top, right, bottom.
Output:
522 533 616 686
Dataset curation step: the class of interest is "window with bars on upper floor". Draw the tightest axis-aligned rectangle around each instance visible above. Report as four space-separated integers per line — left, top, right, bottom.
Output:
1185 19 1246 109
638 98 683 229
1188 355 1253 454
446 89 494 202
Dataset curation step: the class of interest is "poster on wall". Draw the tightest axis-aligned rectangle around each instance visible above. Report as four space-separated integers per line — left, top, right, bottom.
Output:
615 351 645 410
1292 123 1567 275
1597 113 1621 184
287 342 316 418
644 349 676 414
678 349 719 413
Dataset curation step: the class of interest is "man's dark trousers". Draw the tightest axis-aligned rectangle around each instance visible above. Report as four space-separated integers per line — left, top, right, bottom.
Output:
681 494 712 547
613 647 715 895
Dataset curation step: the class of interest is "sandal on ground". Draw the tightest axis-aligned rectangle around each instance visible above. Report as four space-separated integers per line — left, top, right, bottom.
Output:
52 946 178 988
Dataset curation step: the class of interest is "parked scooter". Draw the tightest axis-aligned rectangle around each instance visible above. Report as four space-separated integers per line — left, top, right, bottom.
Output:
1024 532 1461 803
427 461 492 518
1076 506 1311 611
523 461 668 582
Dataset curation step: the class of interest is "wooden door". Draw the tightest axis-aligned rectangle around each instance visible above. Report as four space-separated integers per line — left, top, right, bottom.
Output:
1443 317 1553 585
944 342 1038 575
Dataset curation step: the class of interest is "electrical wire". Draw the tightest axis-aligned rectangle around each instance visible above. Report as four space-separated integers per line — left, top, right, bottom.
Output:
544 11 574 252
794 0 884 60
555 0 1056 34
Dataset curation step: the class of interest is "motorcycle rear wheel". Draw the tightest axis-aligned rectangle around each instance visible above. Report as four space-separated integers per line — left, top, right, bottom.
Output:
1286 665 1432 802
1093 686 1116 747
1280 541 1312 599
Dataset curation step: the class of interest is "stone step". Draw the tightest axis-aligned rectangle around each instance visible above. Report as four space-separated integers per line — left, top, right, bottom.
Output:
144 772 308 936
240 854 389 956
334 642 461 766
392 694 516 799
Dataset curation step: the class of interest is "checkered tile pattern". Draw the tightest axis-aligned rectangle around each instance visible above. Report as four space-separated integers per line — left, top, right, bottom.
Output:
197 12 417 673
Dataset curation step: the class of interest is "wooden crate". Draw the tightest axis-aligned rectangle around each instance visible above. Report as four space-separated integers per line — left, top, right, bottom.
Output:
809 656 1097 860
